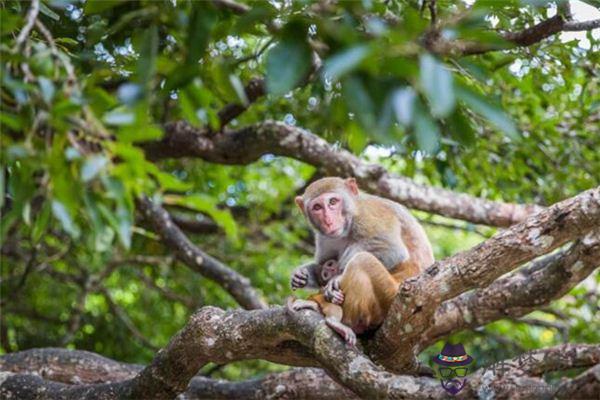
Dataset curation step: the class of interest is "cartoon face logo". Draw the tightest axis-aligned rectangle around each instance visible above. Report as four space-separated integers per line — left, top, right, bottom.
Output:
432 342 474 396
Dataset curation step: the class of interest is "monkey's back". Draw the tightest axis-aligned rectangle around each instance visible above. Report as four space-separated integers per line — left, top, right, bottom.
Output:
356 193 434 275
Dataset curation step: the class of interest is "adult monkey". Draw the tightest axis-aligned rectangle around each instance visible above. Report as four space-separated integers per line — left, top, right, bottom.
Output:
290 177 434 340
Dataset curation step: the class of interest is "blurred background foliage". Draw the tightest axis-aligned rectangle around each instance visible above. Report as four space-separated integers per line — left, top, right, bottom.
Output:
1 0 599 381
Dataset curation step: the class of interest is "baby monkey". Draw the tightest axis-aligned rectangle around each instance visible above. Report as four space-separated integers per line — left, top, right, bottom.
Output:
290 258 357 346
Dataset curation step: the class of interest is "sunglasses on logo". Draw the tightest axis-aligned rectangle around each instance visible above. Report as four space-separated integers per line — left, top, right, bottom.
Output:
438 367 468 378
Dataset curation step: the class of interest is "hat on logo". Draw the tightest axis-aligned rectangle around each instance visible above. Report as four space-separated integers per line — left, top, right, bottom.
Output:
432 343 474 367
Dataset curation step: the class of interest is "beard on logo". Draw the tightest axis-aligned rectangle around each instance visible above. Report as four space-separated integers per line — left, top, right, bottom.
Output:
441 378 466 395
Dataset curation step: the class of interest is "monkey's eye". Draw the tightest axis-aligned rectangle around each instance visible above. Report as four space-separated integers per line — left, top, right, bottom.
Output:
329 198 338 206
312 204 322 211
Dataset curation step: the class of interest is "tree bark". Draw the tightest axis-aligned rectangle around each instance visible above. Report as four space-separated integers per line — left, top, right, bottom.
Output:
142 121 542 227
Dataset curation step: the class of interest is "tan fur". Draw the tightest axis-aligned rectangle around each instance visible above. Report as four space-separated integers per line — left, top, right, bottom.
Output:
302 177 348 203
298 177 434 335
310 252 401 333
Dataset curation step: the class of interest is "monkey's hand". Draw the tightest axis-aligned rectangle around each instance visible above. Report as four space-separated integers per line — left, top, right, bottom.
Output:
324 276 344 305
291 267 309 290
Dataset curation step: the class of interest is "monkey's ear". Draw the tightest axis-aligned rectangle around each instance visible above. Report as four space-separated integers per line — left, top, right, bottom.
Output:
295 196 305 213
345 178 359 196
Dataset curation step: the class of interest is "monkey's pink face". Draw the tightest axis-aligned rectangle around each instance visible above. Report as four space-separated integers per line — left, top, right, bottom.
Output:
307 192 346 237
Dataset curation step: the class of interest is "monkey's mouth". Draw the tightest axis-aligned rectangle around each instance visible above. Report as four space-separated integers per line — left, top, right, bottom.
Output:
322 226 343 236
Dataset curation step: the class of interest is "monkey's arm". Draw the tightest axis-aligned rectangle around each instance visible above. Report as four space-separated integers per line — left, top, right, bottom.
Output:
291 262 320 289
323 245 365 304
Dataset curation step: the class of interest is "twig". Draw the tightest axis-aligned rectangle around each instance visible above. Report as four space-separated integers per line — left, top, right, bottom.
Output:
133 269 199 309
35 19 111 139
233 37 274 67
200 363 226 377
428 0 437 26
510 317 569 341
212 0 250 15
13 0 40 53
417 217 489 238
100 287 159 351
60 282 90 346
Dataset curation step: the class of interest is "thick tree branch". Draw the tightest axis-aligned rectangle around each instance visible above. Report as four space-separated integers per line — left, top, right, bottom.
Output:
182 368 358 400
138 197 266 310
461 344 600 399
2 342 597 399
0 348 143 384
555 363 600 399
375 186 600 368
142 121 542 227
422 231 600 346
0 348 351 399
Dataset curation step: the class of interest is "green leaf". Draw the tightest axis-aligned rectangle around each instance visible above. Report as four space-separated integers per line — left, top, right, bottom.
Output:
229 74 249 105
0 112 22 130
31 201 51 243
103 109 135 126
322 45 369 82
137 26 158 86
87 87 118 114
342 75 376 132
0 9 23 35
118 124 163 143
420 53 455 117
346 122 368 153
413 101 440 154
153 170 192 192
187 3 217 65
39 2 60 21
84 0 124 14
55 37 79 46
0 169 4 209
266 32 312 97
52 200 80 238
38 77 55 104
446 107 476 145
101 177 133 249
81 156 108 182
164 194 239 244
392 87 416 126
117 83 143 105
456 85 518 139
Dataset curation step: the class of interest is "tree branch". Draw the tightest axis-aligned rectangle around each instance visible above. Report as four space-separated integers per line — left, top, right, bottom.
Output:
2 342 597 399
142 121 542 227
138 197 266 310
375 187 600 368
12 0 39 53
462 344 600 399
100 288 160 351
427 13 600 56
422 231 600 346
217 78 265 128
564 19 600 31
212 0 250 15
555 363 600 399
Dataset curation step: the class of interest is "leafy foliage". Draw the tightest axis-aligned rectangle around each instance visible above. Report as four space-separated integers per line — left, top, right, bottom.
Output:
1 0 598 380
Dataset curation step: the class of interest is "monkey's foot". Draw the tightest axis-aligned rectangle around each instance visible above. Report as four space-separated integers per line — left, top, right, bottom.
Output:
326 317 357 347
286 297 320 313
